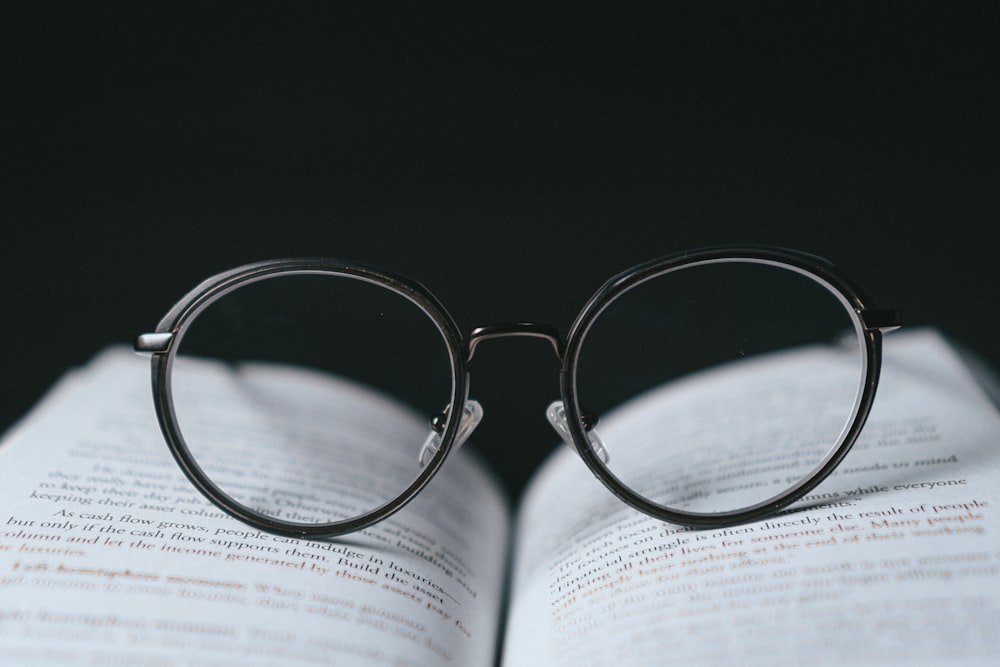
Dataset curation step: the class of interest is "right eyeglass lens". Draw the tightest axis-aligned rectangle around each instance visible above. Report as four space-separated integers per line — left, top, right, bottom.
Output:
573 259 866 516
166 272 455 528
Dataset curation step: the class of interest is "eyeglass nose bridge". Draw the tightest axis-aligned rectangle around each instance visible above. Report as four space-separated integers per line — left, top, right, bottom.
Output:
418 323 565 469
466 322 565 363
463 322 608 463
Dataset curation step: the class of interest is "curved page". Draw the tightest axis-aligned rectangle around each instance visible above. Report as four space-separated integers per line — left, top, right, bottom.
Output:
0 348 509 667
503 329 1000 666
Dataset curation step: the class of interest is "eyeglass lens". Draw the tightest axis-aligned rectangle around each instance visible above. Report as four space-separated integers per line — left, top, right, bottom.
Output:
573 259 865 515
168 273 455 526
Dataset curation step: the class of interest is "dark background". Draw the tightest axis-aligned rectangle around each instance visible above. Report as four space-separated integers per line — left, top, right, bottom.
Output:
3 3 998 499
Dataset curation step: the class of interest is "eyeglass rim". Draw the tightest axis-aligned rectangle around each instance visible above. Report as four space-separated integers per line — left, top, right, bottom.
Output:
559 245 888 527
144 258 471 538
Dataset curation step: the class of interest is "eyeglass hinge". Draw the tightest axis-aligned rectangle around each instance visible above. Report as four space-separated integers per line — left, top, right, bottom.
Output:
859 308 902 332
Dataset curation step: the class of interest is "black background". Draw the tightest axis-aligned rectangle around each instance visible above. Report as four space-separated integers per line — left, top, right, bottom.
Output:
3 3 998 499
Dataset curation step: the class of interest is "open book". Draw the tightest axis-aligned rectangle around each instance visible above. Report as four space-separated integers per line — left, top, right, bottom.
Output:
1 328 998 665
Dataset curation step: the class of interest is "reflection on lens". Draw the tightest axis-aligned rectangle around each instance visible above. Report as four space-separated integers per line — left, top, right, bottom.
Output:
574 259 865 515
168 273 453 525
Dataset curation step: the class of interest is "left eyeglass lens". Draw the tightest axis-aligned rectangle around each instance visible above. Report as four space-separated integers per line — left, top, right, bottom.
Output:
572 258 868 518
167 273 454 526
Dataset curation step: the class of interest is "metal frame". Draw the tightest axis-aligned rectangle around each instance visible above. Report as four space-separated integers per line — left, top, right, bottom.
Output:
136 247 900 537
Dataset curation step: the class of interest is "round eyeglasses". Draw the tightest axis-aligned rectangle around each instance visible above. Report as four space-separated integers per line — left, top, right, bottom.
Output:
135 246 900 538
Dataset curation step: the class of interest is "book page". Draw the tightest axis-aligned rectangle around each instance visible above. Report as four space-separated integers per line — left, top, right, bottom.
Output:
0 348 509 667
503 329 1000 666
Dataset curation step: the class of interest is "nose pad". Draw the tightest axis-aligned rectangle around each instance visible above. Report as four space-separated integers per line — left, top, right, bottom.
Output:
545 400 609 464
418 400 484 468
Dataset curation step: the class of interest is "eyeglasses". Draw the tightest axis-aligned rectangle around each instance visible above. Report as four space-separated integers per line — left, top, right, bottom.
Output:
135 246 900 538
